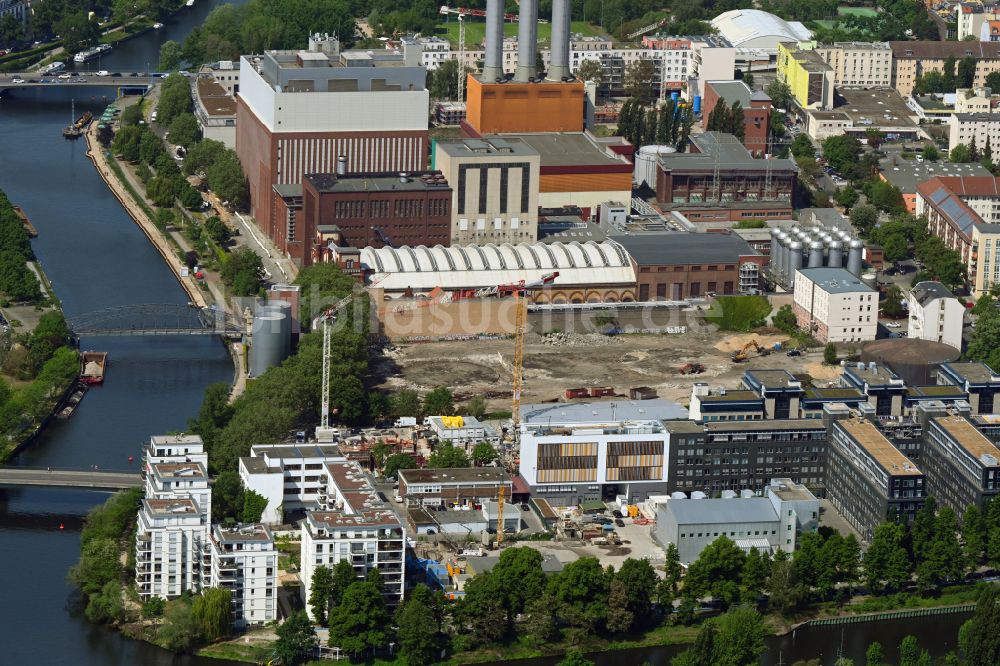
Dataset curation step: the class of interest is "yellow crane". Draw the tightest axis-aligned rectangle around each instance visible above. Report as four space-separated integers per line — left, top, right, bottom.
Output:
496 482 506 548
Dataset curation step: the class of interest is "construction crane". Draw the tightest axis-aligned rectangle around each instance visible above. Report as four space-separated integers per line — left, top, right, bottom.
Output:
316 293 356 441
496 482 506 548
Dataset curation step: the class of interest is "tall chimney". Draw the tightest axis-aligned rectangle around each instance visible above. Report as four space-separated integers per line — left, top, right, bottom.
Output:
547 0 571 81
515 0 539 82
482 0 504 82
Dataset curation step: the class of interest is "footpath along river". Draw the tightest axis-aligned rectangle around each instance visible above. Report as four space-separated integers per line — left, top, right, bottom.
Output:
0 4 979 664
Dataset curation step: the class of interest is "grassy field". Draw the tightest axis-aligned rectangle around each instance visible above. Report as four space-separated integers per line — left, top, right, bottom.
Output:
705 296 773 333
837 5 878 16
439 19 607 48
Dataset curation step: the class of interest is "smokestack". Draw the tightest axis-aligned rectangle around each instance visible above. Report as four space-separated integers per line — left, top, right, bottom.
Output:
547 0 571 81
515 0 539 82
847 239 864 276
336 155 347 176
482 0 504 82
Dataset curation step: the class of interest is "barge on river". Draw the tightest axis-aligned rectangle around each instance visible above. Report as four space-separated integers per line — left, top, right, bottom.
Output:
80 351 108 384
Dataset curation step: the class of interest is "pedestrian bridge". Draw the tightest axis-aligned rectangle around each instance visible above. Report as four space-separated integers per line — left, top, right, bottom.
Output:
68 304 246 338
0 73 156 93
0 467 142 491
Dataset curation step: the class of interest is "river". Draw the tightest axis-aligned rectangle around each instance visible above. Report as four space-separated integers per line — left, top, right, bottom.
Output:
0 2 241 664
0 4 979 665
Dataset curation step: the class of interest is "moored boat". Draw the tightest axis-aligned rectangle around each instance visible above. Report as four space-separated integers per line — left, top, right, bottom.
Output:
80 351 108 384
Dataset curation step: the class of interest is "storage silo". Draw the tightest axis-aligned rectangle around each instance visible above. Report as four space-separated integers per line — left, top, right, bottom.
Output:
775 232 789 282
250 310 285 377
808 241 824 268
847 239 864 275
790 241 804 277
633 144 676 189
266 299 294 358
828 240 844 268
769 227 781 269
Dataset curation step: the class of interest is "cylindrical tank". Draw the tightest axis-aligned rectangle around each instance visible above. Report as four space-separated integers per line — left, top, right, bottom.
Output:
862 339 962 386
808 241 824 268
769 228 782 275
633 144 676 188
847 239 864 275
790 241 804 276
777 232 790 282
250 311 285 377
693 95 702 114
782 234 794 283
267 299 294 358
828 240 844 267
861 272 878 288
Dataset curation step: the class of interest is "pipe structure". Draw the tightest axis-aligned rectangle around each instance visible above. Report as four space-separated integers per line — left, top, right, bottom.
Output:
547 0 571 81
515 0 539 82
482 0 505 82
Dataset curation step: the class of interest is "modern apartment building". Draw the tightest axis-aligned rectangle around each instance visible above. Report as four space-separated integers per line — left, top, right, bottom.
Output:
792 267 878 343
300 461 406 612
517 400 686 505
813 42 893 88
238 443 347 524
664 418 828 495
937 361 1000 414
890 41 1000 97
827 418 926 540
923 415 1000 517
777 42 835 110
235 34 429 266
135 498 209 600
907 281 965 350
206 524 279 628
432 137 541 245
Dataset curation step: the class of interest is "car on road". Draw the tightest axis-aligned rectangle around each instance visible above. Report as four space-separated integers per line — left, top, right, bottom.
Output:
786 349 802 357
110 72 122 77
96 70 109 76
57 72 71 79
886 322 901 328
11 77 24 83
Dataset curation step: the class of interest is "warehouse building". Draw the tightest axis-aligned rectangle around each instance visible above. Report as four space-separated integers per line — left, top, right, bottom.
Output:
923 415 1000 517
710 10 812 53
827 418 926 540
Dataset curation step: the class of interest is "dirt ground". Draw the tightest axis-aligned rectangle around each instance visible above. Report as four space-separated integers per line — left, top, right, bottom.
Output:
375 326 836 408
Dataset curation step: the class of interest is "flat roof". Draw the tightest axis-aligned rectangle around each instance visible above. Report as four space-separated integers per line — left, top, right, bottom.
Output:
837 419 921 476
612 232 757 266
240 456 277 474
879 161 991 194
305 171 450 194
152 462 207 479
398 467 510 485
703 419 826 432
214 523 272 543
767 479 817 502
144 498 199 516
940 361 1000 384
844 363 900 387
538 219 607 244
150 434 204 446
489 133 627 167
521 399 687 425
784 43 833 73
699 389 761 403
659 131 797 173
309 509 401 529
832 87 919 129
803 387 867 401
706 80 756 108
933 415 1000 464
252 443 343 459
663 497 778 525
798 267 875 294
435 137 538 158
744 369 800 389
906 385 967 398
196 77 237 116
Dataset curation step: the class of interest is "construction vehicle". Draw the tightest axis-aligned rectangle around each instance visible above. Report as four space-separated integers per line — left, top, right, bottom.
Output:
731 340 770 363
679 362 706 375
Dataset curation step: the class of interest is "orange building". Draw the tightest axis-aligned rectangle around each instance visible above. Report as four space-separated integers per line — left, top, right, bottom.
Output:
464 75 585 135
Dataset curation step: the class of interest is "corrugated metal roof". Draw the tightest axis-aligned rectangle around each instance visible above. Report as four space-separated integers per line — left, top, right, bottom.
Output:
663 497 778 524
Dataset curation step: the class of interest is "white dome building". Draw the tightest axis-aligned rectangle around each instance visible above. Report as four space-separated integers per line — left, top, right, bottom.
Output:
710 9 812 51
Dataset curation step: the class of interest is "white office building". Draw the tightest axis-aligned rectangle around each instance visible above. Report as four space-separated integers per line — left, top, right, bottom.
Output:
135 498 209 600
239 443 347 524
207 524 279 628
518 399 687 506
793 267 878 343
300 461 406 617
908 281 965 350
426 415 501 450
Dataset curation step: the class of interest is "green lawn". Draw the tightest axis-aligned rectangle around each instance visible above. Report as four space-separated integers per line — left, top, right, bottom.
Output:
439 20 607 48
837 6 878 16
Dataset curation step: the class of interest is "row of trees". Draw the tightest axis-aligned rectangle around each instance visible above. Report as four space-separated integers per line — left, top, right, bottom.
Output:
616 98 694 153
913 56 979 95
0 190 42 304
705 98 746 141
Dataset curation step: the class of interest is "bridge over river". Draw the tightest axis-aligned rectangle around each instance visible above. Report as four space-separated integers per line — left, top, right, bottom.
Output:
0 72 158 93
0 466 142 490
67 303 246 338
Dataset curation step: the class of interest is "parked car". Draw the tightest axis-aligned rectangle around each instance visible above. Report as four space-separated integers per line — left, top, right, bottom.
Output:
886 322 901 328
11 77 24 83
96 70 109 76
615 518 625 527
786 349 802 357
57 72 71 79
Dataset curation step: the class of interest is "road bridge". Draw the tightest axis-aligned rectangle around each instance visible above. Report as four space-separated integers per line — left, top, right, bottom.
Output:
0 467 142 490
68 303 246 338
0 73 158 93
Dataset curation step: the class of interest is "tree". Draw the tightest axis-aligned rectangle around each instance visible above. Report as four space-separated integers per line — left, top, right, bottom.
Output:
143 596 166 624
712 606 767 666
428 442 469 468
822 135 863 175
866 641 884 666
422 386 454 416
458 571 507 646
491 547 548 626
206 150 248 210
773 304 798 334
768 552 805 615
396 584 448 666
329 559 358 608
790 134 816 159
183 138 226 176
899 635 922 666
192 588 232 641
824 343 837 365
558 649 596 666
168 113 202 148
850 204 879 237
867 180 905 214
683 536 746 608
882 285 904 318
863 522 911 594
576 59 603 83
0 14 24 47
159 598 199 651
157 74 195 126
471 442 497 466
384 453 416 479
159 40 184 71
834 187 859 210
865 128 885 151
964 504 987 566
951 143 974 163
327 581 391 657
203 216 230 244
917 506 964 592
959 56 978 88
273 611 317 666
309 565 333 625
549 557 609 631
740 547 770 602
623 60 656 101
923 143 940 162
220 247 264 296
391 389 421 419
56 11 100 54
605 579 634 633
959 585 1000 666
614 558 658 629
766 80 793 109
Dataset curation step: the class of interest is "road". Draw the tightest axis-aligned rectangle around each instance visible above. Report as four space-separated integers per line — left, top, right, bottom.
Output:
0 72 158 91
0 466 142 490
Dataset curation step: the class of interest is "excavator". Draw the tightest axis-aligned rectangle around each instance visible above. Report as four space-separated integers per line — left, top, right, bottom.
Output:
679 362 706 375
731 340 771 363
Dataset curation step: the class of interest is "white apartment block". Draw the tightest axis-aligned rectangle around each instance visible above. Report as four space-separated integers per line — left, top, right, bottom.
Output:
300 461 406 617
955 87 1000 114
949 113 1000 153
792 267 878 343
425 415 501 450
135 498 209 600
146 461 212 524
239 443 347 524
814 42 892 88
207 524 278 629
907 281 965 351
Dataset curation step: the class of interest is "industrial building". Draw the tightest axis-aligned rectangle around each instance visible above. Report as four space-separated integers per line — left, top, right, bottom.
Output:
235 34 429 266
907 281 964 351
206 524 279 629
654 132 798 218
922 415 1000 517
517 400 686 505
702 81 773 156
397 468 512 509
654 479 818 564
710 10 812 53
299 461 406 612
793 267 877 343
777 42 835 111
664 418 828 495
432 137 541 245
827 418 926 540
238 443 347 524
613 232 762 300
937 362 1000 415
802 87 924 142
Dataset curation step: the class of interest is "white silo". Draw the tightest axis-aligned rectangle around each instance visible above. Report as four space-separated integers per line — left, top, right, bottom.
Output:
847 239 864 275
828 240 844 268
808 241 824 268
790 241 804 277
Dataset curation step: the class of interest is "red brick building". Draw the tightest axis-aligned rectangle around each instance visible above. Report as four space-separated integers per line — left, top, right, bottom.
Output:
702 81 772 157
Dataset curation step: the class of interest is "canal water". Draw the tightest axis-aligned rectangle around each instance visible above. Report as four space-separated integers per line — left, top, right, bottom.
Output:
0 2 242 664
